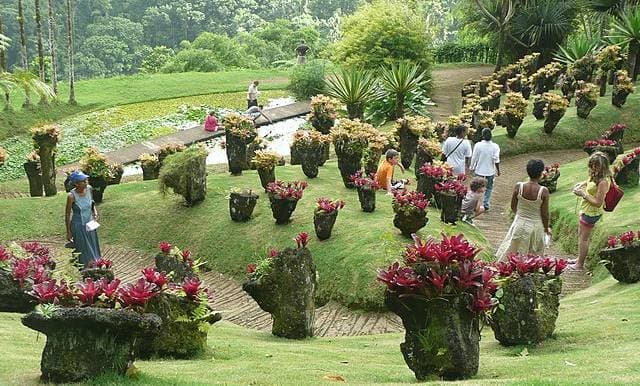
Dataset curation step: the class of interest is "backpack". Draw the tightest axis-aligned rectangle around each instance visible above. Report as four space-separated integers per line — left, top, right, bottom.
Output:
604 177 623 212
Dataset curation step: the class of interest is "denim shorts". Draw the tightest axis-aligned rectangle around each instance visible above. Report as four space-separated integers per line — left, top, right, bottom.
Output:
579 213 602 228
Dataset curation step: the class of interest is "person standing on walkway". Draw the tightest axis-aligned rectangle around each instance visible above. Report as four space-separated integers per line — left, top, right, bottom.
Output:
65 171 101 267
496 159 551 261
247 80 260 109
570 151 611 271
470 128 500 210
295 40 310 64
442 125 472 176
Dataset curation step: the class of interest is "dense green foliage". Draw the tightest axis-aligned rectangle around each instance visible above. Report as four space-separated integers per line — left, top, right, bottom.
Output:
287 60 328 100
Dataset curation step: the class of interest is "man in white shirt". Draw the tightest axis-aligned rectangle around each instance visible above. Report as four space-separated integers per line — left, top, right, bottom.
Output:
470 128 501 210
247 80 260 109
442 125 472 176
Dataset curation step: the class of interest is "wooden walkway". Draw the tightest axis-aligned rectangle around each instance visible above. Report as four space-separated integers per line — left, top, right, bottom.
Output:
69 101 310 167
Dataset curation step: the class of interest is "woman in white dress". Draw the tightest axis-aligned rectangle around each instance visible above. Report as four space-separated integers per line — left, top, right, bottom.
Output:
496 159 552 261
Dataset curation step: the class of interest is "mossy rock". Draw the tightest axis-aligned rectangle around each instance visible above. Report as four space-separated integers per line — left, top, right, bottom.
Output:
81 268 115 282
490 273 562 345
155 253 194 283
600 244 640 283
0 271 35 313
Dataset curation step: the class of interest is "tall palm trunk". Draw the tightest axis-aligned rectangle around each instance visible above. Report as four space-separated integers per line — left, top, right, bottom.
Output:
0 8 9 110
47 0 58 96
18 0 32 107
66 0 76 104
629 40 640 82
35 0 49 105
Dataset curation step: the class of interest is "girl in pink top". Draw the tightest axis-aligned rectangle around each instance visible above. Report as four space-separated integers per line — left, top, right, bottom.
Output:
204 111 219 132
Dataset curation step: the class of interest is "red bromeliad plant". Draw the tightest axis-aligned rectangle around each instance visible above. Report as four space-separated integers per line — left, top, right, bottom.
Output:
89 257 113 270
377 233 497 314
117 278 158 308
99 277 121 300
142 267 169 289
315 198 345 214
493 253 568 279
392 190 429 216
349 171 381 190
584 139 616 148
540 163 560 181
266 180 308 200
295 232 309 248
30 279 73 304
181 277 203 300
76 278 102 305
435 180 468 198
419 162 453 180
606 230 639 249
602 123 625 139
159 241 172 254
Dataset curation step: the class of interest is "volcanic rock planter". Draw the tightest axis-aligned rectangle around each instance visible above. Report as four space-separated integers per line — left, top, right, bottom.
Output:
398 122 419 169
136 293 222 358
364 149 383 176
337 152 362 189
81 268 115 282
437 192 461 224
543 110 565 134
88 176 108 204
290 143 302 165
310 116 334 135
318 142 330 167
505 113 524 139
0 271 35 312
300 148 322 178
141 163 159 181
615 158 639 187
576 98 597 119
600 244 640 283
539 174 560 193
414 150 433 180
521 84 532 100
393 211 428 237
385 292 480 380
24 161 44 197
243 247 316 339
226 132 254 176
229 190 258 222
155 253 194 283
269 197 299 225
314 211 338 240
257 167 275 190
357 187 377 212
584 146 618 164
532 98 547 120
612 89 631 107
490 273 562 345
108 167 124 186
417 175 438 202
22 308 162 383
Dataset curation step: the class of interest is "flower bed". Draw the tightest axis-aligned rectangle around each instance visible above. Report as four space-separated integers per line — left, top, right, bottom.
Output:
266 181 308 224
490 253 567 345
314 198 345 240
378 234 497 380
600 231 640 283
244 233 316 339
539 163 560 193
350 171 381 212
391 190 429 237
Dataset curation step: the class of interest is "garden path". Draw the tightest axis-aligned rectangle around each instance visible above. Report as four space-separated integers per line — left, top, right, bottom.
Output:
429 65 494 122
472 149 592 295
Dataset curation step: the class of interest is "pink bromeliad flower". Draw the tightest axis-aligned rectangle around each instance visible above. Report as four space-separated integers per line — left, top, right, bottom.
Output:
159 241 172 254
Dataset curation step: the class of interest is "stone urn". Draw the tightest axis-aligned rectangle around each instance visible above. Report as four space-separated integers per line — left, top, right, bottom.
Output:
490 273 562 345
600 244 640 283
532 98 546 120
505 113 524 139
615 158 639 187
81 268 115 282
243 247 317 339
0 270 35 313
357 187 376 213
612 88 631 108
398 123 419 170
135 293 222 358
417 175 438 202
226 132 255 176
385 292 480 380
437 192 461 224
300 146 322 179
24 160 44 197
22 308 162 383
268 196 300 225
88 175 108 204
229 191 259 222
543 109 565 134
155 253 194 283
393 210 428 238
257 166 276 190
314 210 338 240
539 173 560 193
336 151 363 189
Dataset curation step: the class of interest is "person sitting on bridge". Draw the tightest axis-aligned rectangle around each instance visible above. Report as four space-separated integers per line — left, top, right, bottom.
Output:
245 105 272 124
204 111 224 132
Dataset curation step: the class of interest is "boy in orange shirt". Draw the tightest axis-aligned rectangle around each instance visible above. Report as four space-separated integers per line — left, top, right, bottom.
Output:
376 149 407 194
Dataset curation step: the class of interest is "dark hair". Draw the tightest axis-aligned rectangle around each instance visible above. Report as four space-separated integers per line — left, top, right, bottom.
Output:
454 125 466 137
209 111 215 116
526 159 545 179
482 128 492 141
470 176 487 192
385 149 399 160
258 105 264 109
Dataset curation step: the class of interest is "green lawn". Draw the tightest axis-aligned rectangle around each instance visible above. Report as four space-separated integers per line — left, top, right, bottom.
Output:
1 278 638 385
0 69 288 140
549 151 640 278
0 161 489 311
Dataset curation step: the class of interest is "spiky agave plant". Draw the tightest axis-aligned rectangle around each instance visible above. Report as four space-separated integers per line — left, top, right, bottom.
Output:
10 69 55 105
554 34 602 65
378 61 429 119
607 5 640 80
325 68 379 119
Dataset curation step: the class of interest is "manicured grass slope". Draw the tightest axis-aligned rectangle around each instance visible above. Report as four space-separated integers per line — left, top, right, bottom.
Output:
0 162 489 310
549 152 640 279
1 278 638 385
0 69 288 139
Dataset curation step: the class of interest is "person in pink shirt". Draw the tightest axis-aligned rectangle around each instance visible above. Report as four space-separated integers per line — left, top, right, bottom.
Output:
204 111 223 132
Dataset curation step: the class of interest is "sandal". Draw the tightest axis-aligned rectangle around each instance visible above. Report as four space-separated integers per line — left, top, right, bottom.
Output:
566 264 585 272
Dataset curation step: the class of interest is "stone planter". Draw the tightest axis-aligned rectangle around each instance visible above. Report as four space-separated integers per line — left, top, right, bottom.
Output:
584 146 617 164
141 163 160 181
108 168 124 186
269 196 300 224
364 149 383 176
300 147 322 178
314 211 338 240
385 292 480 380
257 167 275 190
243 247 316 339
398 123 419 169
539 173 560 193
543 110 565 134
63 174 74 193
600 244 640 283
290 143 302 165
607 129 624 143
357 187 376 212
24 161 44 197
393 210 428 238
310 117 334 135
437 192 461 224
318 142 330 166
521 85 532 100
22 308 162 383
135 293 222 358
155 253 194 283
414 150 434 180
0 270 35 313
88 176 108 204
598 74 607 97
417 175 437 202
229 191 258 222
337 152 362 189
226 132 252 176
576 97 597 119
81 268 115 282
532 98 546 120
615 158 639 187
505 113 523 139
487 95 501 111
490 273 562 345
533 78 546 95
612 89 630 108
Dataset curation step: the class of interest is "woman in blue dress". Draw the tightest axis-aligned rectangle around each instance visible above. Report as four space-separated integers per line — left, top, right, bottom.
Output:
65 171 101 267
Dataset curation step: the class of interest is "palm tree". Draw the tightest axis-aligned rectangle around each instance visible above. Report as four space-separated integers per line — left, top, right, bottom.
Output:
325 68 379 120
0 72 16 110
35 0 49 105
608 6 640 81
18 0 32 107
554 34 601 65
11 69 55 105
0 10 11 109
66 0 76 104
47 0 58 96
473 0 519 70
378 62 428 119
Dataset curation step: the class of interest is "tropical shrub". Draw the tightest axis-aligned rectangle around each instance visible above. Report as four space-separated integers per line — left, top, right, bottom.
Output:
288 60 327 100
325 68 379 119
307 94 339 134
158 145 208 206
80 148 111 180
